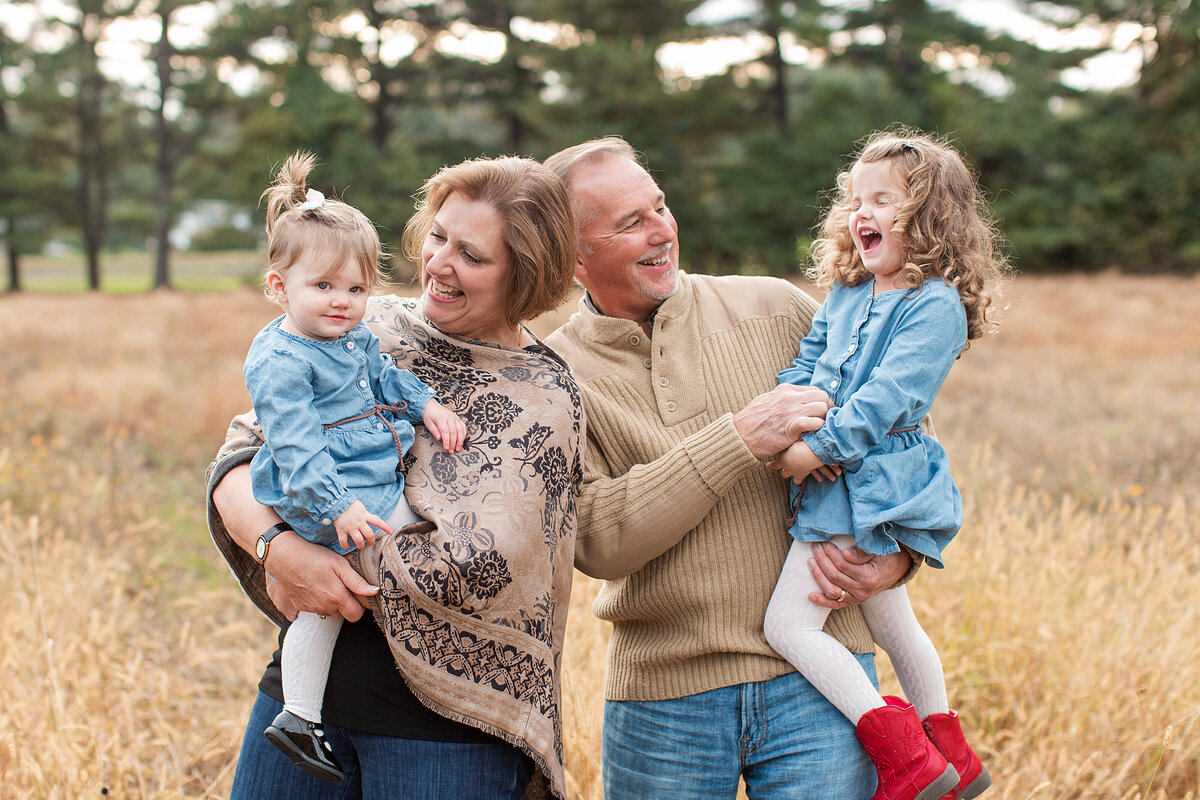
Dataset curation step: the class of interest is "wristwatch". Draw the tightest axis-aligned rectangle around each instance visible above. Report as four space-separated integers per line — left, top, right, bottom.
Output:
255 522 293 563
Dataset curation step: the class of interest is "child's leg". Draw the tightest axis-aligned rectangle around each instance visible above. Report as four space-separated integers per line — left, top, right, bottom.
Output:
387 496 422 529
281 611 343 723
865 588 992 798
859 583 950 718
276 499 415 726
764 537 885 723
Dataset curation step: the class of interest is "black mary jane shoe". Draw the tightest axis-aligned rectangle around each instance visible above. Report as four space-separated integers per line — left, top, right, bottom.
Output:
264 709 345 783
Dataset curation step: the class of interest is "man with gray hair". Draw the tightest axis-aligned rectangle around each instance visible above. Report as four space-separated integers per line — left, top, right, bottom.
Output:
545 137 915 798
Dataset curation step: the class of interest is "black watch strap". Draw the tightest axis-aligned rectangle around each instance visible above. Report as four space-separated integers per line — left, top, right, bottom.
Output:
255 522 293 563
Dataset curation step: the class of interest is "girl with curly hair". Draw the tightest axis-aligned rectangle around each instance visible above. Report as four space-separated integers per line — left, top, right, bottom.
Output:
764 128 1006 800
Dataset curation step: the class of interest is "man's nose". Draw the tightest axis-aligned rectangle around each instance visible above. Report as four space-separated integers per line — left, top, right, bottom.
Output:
650 211 675 242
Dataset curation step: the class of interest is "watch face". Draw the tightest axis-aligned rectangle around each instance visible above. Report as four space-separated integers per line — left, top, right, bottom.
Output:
256 536 267 561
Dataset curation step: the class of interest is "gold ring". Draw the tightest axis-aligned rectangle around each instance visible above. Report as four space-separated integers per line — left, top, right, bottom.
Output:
837 589 848 603
318 614 329 620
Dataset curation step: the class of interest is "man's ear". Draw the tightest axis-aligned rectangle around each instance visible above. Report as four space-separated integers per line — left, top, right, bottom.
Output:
265 270 287 304
574 252 588 281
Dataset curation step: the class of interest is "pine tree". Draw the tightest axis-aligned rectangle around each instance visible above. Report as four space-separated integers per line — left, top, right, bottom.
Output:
0 19 76 291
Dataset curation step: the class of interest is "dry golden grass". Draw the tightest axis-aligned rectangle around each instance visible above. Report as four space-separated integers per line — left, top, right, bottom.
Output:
1 274 1197 798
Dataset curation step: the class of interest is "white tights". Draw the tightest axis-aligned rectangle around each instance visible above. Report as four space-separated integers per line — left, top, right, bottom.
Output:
281 611 343 723
763 537 949 723
281 499 422 723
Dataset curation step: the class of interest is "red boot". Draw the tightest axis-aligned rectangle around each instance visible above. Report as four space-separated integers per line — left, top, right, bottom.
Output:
857 699 960 800
922 709 991 800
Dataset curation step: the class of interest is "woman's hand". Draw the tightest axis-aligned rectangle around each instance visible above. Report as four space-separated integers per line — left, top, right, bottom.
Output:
213 463 379 622
334 499 388 551
423 400 467 453
262 531 380 622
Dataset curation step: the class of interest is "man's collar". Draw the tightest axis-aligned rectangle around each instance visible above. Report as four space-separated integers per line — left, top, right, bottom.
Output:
581 290 664 327
582 291 603 316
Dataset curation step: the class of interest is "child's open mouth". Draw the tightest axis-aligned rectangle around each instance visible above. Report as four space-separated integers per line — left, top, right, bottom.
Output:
860 230 882 252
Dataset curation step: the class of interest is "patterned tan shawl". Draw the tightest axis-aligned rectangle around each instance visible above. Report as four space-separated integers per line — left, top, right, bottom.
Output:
207 295 583 799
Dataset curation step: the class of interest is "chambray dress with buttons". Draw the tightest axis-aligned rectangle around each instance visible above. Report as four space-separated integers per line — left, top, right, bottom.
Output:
245 317 436 554
778 278 967 569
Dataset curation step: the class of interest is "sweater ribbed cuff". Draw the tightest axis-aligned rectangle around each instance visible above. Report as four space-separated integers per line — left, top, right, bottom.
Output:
683 413 763 499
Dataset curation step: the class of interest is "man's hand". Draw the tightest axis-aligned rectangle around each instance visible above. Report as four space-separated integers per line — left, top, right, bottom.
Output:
262 531 379 622
807 543 912 609
733 384 834 460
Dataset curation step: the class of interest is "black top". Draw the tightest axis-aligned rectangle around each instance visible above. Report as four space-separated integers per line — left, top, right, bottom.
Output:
259 614 501 743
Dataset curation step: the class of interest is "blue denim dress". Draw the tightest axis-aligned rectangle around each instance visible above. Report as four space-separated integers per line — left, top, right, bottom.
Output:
778 279 967 568
245 317 437 554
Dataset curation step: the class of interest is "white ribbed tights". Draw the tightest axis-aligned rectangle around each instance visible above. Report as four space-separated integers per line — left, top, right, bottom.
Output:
764 537 949 723
281 499 422 723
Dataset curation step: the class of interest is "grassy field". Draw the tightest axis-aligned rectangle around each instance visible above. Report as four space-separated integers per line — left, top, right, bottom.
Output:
0 273 1197 798
7 250 267 293
6 250 420 294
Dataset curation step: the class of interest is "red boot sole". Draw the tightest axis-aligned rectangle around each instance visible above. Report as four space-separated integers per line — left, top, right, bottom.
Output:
955 764 991 799
913 764 960 800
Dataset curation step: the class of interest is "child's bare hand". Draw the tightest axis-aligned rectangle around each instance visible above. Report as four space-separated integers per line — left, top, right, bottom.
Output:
809 463 842 482
333 500 391 551
767 441 840 483
423 400 467 453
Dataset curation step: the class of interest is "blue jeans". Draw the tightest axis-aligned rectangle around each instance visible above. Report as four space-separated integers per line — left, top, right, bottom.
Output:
230 691 532 800
603 661 878 799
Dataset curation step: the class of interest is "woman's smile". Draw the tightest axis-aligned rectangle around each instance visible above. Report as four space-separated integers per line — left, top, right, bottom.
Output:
427 278 464 301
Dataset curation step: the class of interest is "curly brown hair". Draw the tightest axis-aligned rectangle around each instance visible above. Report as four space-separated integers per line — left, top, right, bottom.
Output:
809 127 1008 344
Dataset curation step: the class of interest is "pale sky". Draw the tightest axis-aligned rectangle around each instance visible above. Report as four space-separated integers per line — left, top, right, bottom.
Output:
668 0 1145 91
3 0 1146 99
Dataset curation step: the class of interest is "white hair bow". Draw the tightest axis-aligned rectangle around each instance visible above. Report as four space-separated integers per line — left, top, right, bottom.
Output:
298 188 326 212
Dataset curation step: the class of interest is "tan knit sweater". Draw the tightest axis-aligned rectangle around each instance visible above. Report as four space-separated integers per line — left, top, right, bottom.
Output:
546 272 878 702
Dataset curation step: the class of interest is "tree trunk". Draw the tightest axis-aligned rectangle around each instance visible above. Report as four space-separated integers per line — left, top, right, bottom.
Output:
5 233 18 293
767 25 788 133
153 3 175 290
77 13 106 291
500 7 527 153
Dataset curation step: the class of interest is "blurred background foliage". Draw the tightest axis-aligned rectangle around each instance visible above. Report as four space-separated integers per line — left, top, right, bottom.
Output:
1 0 1198 290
